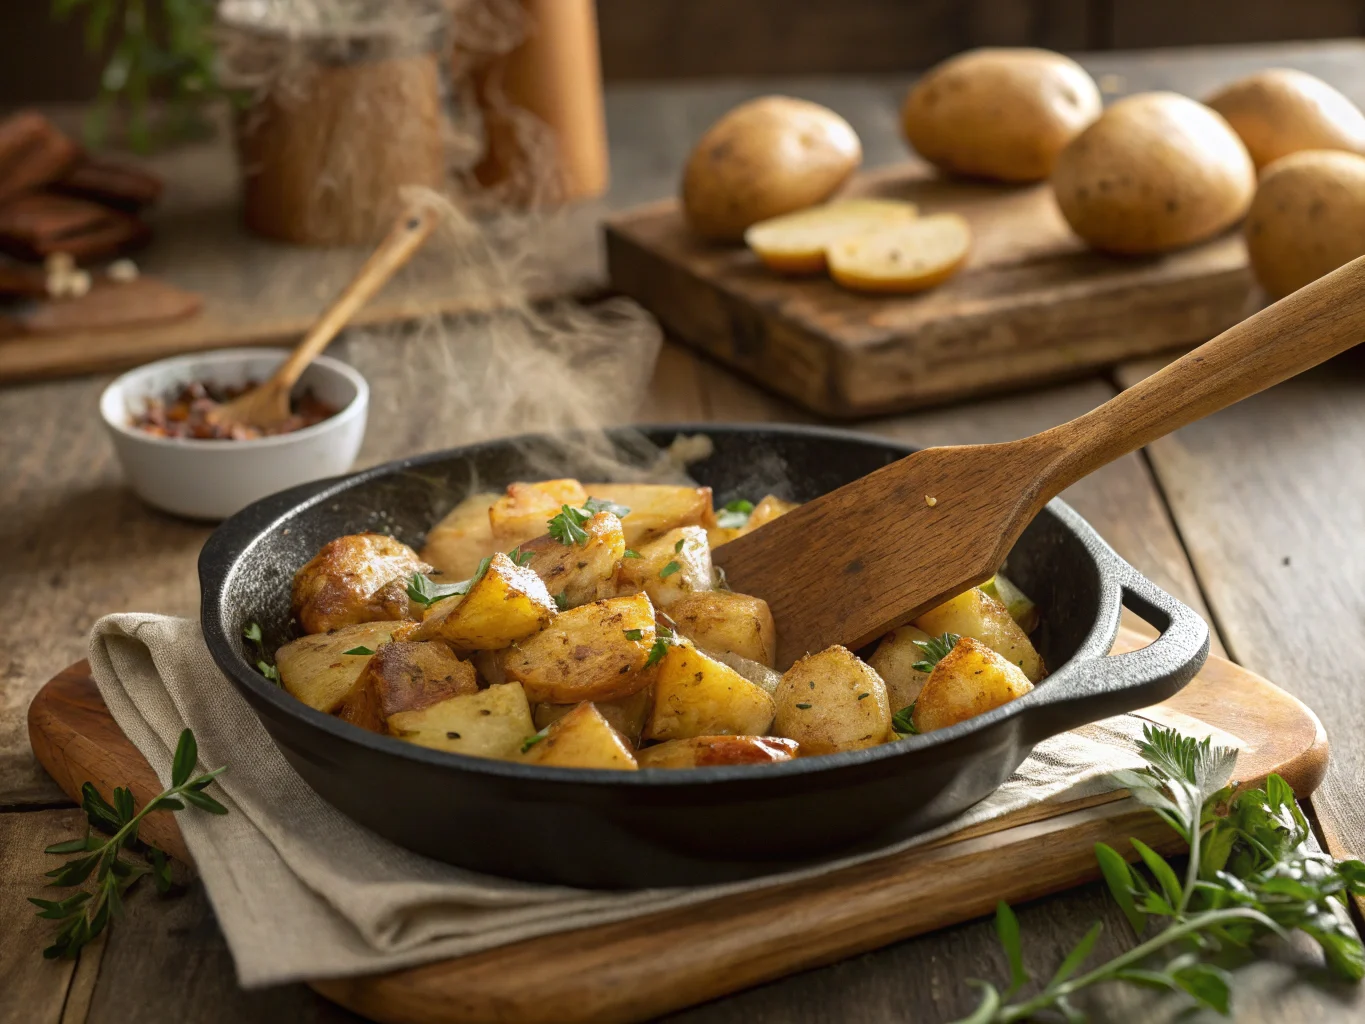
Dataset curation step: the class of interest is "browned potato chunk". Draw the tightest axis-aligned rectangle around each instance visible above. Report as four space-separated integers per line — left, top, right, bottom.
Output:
413 553 556 650
420 492 498 580
469 649 506 687
707 649 783 695
582 483 713 546
489 479 587 548
772 645 891 755
534 685 654 746
742 494 799 533
913 637 1034 733
636 735 799 769
614 526 712 608
914 588 1045 682
667 590 777 667
337 641 478 733
388 682 536 759
644 641 776 741
502 593 657 704
275 621 404 713
517 511 626 608
291 533 427 635
867 625 934 713
521 702 638 770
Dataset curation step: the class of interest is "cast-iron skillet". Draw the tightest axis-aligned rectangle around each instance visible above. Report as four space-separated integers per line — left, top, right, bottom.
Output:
200 424 1210 888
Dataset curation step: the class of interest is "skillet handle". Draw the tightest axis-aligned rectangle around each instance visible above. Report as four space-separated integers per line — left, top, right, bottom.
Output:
1023 566 1211 742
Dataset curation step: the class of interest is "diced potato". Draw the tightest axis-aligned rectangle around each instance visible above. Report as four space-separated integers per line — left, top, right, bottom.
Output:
636 735 799 769
913 637 1034 733
914 588 1045 682
489 479 588 548
469 649 506 687
521 703 638 770
667 590 777 667
413 553 556 650
420 491 499 580
534 685 654 746
275 621 404 713
772 645 891 755
614 526 712 608
337 641 478 732
644 641 776 741
502 593 657 704
867 625 934 714
517 511 626 608
741 494 799 534
291 533 428 635
706 649 783 695
582 483 713 546
980 573 1040 633
388 682 536 759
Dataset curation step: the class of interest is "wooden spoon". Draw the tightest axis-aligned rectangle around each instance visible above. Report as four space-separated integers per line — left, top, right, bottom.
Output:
712 254 1365 668
206 203 440 433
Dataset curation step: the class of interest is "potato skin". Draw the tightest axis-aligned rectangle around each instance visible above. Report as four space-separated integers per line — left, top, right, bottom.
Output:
667 590 777 667
337 640 477 733
914 588 1045 683
387 682 536 759
912 637 1033 733
772 645 891 756
521 702 638 770
1051 92 1255 255
902 48 1100 182
1245 149 1365 299
644 643 776 741
682 96 861 242
276 621 405 713
291 533 427 635
413 552 556 650
1206 69 1365 170
502 593 656 704
637 735 799 769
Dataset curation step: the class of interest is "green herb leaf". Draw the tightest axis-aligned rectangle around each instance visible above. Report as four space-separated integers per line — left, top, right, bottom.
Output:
257 661 280 683
171 729 197 788
994 901 1029 994
891 705 918 735
547 504 591 546
1048 920 1102 986
406 571 468 607
1171 962 1232 1014
508 547 535 567
44 836 94 856
623 629 645 641
910 632 960 674
659 560 682 579
583 496 631 518
674 537 686 553
242 622 262 645
343 646 375 656
644 635 673 668
623 549 642 559
1131 838 1184 907
553 591 568 611
1094 842 1145 934
956 980 1001 1024
521 731 548 754
715 499 754 530
795 702 812 710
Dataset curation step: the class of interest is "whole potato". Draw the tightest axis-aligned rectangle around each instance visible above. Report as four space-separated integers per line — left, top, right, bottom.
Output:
1051 92 1255 254
902 48 1101 182
1245 149 1365 298
1206 68 1365 170
681 96 861 242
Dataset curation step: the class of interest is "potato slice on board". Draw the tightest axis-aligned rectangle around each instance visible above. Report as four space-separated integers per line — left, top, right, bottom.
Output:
414 553 556 650
827 213 971 294
276 621 405 713
772 645 891 755
644 641 776 741
913 636 1034 733
745 199 918 274
388 682 536 759
521 702 639 770
637 735 799 769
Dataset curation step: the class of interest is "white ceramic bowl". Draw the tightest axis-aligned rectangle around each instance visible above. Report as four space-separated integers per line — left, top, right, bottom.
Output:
100 348 369 520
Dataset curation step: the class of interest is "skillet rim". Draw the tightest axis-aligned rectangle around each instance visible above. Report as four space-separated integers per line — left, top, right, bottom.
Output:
199 423 1135 788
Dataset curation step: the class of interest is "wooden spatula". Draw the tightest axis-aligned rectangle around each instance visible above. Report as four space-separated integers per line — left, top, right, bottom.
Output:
712 255 1365 668
206 202 440 433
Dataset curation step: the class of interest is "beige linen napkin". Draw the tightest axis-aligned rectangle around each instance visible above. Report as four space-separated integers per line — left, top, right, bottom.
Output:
90 612 1173 988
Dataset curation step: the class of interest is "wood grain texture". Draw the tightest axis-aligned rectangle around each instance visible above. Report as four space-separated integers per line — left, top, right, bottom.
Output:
22 637 1328 1024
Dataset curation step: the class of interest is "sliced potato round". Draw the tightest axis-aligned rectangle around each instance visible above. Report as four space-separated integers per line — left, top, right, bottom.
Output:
744 199 918 274
826 213 971 294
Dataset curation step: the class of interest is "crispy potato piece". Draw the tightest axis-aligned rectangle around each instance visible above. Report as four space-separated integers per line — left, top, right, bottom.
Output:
614 526 712 608
706 649 783 695
489 479 587 548
388 682 536 759
291 533 427 635
337 641 478 733
914 588 1045 682
521 703 638 770
502 593 656 704
413 553 556 650
867 625 934 713
534 685 654 746
636 735 799 769
644 642 776 741
420 491 499 580
913 637 1034 733
582 483 713 546
667 590 776 667
275 621 404 713
980 573 1040 633
517 511 626 608
772 645 891 755
742 494 799 533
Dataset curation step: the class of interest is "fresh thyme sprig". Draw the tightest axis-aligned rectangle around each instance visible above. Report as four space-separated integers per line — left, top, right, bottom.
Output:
242 622 279 683
911 632 961 674
956 725 1365 1022
30 729 227 959
547 497 632 546
892 704 919 736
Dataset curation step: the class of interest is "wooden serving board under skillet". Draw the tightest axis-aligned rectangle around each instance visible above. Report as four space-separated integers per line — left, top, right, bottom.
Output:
605 162 1257 418
28 628 1326 1024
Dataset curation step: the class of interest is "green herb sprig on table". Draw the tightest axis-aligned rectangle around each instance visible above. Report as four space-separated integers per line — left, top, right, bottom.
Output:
956 725 1365 1023
547 497 632 546
911 632 961 674
30 729 227 959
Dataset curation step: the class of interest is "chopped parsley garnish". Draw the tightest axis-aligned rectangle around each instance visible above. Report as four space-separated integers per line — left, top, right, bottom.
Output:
257 661 280 683
892 704 919 735
644 626 677 668
243 622 280 684
911 632 961 674
547 497 632 546
584 496 631 518
623 548 642 559
674 537 686 553
343 646 375 656
508 547 534 567
857 692 870 700
553 591 569 610
521 731 548 753
659 560 682 579
715 498 754 530
407 559 491 607
623 628 645 641
795 702 812 710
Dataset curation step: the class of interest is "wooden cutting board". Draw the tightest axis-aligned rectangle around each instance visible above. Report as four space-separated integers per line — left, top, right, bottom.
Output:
605 163 1260 419
27 629 1326 1024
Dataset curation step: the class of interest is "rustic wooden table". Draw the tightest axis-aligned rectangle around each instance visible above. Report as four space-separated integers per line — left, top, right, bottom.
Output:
3 38 1364 1024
